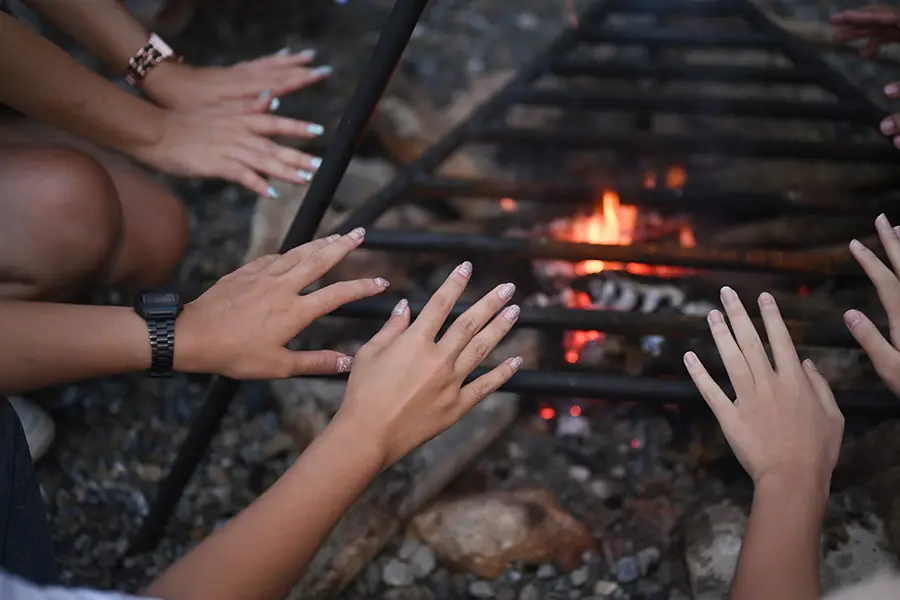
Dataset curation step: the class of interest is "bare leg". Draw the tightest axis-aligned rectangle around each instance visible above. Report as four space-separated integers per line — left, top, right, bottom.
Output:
0 119 189 300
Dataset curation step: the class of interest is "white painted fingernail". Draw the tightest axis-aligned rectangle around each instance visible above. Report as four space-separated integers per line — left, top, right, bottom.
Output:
310 157 323 170
275 47 291 57
257 89 272 101
326 234 341 243
497 282 516 301
296 169 314 182
268 97 281 112
683 351 698 367
720 286 738 304
336 356 353 373
456 261 473 277
374 277 390 288
298 48 316 61
312 65 333 77
267 186 279 199
392 298 408 315
347 227 366 241
307 123 325 136
503 305 520 321
509 356 524 371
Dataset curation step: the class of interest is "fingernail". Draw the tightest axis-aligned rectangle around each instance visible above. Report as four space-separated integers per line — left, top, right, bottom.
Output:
257 89 272 101
503 304 520 322
498 282 516 301
347 227 366 241
456 261 473 277
326 234 340 243
509 356 524 371
708 309 724 325
267 185 279 198
887 83 900 96
881 117 896 134
307 123 325 136
298 48 316 61
803 358 818 372
844 309 863 328
895 137 900 150
720 286 738 305
683 351 698 367
849 238 865 252
392 298 408 315
877 213 892 230
296 169 314 182
758 292 775 306
268 97 281 112
312 65 333 77
310 157 323 169
894 225 900 237
275 47 291 57
336 356 353 373
374 277 390 288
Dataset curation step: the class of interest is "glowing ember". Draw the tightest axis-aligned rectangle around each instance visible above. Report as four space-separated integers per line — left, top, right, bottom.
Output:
665 165 687 190
500 197 517 212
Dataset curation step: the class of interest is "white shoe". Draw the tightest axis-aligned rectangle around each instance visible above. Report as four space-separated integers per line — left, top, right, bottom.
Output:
8 396 55 461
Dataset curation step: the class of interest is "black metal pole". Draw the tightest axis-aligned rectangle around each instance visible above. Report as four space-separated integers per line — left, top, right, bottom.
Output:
128 0 430 555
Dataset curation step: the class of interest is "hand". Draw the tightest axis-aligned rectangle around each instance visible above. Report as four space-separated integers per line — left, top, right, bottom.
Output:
129 109 325 197
830 5 900 58
174 228 388 379
144 48 332 114
683 287 844 497
845 214 900 395
335 261 523 469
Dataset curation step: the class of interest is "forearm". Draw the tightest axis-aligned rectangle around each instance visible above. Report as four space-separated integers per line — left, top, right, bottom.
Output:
145 415 382 600
0 12 163 154
731 473 827 600
0 301 150 394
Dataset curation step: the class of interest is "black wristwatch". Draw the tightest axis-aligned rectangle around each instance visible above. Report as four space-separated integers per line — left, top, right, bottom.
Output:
133 291 183 378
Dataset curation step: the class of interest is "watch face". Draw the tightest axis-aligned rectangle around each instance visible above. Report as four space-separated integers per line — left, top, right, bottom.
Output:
136 291 182 319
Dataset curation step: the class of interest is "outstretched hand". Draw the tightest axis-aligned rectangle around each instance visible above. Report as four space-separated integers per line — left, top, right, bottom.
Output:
845 214 900 396
335 261 523 469
174 228 388 379
830 5 900 58
145 48 332 114
684 288 844 496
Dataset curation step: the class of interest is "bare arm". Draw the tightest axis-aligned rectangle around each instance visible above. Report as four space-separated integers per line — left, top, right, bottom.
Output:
0 12 162 155
731 472 826 600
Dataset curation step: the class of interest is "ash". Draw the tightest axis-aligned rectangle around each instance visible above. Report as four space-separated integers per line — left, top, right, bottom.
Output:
31 0 900 598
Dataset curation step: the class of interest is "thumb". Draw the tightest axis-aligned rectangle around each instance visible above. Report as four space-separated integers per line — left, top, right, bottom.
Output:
280 349 353 377
802 359 841 418
362 298 411 355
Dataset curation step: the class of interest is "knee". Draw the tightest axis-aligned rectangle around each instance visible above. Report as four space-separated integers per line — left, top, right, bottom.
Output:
120 185 190 290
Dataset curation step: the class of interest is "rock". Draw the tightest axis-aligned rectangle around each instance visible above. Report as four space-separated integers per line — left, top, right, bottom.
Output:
518 584 541 600
589 479 615 501
820 517 898 595
383 559 415 587
260 431 295 459
409 544 437 579
469 580 495 598
537 564 558 579
497 589 517 600
383 587 437 600
568 465 591 482
684 501 748 600
408 489 597 579
593 580 620 597
636 546 661 575
135 463 164 483
615 557 638 583
569 565 590 587
399 537 423 560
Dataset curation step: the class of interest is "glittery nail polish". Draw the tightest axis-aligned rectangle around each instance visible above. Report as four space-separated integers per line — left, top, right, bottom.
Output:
347 227 366 241
456 261 473 277
336 356 353 373
392 299 408 315
374 277 390 288
497 283 515 301
503 305 520 321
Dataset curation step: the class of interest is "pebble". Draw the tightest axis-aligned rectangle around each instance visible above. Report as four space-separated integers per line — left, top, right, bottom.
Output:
589 479 614 500
398 537 422 560
615 557 639 583
497 589 516 600
593 580 621 597
568 465 591 482
409 544 437 579
537 564 558 579
569 565 590 587
518 584 541 600
469 580 495 598
636 546 661 575
383 558 415 587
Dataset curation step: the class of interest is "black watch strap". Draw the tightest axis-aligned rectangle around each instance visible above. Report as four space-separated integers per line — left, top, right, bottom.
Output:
148 319 176 377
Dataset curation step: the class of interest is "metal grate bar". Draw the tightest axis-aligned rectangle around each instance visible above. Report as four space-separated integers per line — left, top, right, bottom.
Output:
578 28 782 48
469 126 898 162
548 60 822 85
605 0 740 17
360 230 857 274
512 89 870 120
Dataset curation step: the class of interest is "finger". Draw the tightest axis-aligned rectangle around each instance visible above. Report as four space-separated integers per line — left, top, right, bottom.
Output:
879 114 899 138
226 146 309 187
239 254 279 275
282 227 367 290
459 356 523 411
802 359 842 418
683 351 737 426
220 158 276 198
886 81 900 99
280 349 354 377
410 261 473 339
706 309 756 399
244 48 318 68
362 298 411 355
844 309 900 383
455 304 520 375
244 114 326 139
849 238 900 347
300 277 391 318
832 9 900 26
265 67 333 97
757 292 802 377
833 26 873 42
861 37 885 58
875 214 900 276
238 136 322 179
267 234 340 276
719 286 773 382
440 282 515 355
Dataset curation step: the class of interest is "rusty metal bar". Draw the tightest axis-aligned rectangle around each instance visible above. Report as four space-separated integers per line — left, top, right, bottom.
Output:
548 59 823 85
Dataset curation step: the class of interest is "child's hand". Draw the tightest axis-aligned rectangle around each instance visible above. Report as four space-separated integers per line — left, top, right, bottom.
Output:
684 288 844 497
846 215 900 396
336 261 522 469
831 5 900 58
174 229 388 379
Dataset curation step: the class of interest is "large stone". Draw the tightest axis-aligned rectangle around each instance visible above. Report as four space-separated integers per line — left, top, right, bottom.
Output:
684 501 747 600
408 488 597 579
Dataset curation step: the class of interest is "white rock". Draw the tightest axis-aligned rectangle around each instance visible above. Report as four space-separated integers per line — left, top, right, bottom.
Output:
382 559 414 587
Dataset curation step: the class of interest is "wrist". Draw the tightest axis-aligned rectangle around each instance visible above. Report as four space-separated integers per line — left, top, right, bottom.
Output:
141 61 192 108
755 468 829 515
329 408 389 471
172 302 205 374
